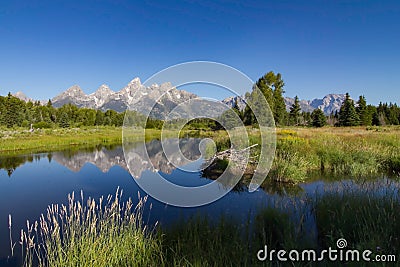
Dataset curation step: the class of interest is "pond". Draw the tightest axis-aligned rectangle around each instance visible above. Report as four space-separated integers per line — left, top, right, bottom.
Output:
0 138 398 263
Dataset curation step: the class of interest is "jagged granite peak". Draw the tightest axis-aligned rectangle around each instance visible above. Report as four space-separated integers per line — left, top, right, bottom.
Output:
119 77 143 94
88 84 114 108
52 85 90 108
12 91 32 102
92 84 114 96
128 77 141 87
312 94 346 114
65 85 85 96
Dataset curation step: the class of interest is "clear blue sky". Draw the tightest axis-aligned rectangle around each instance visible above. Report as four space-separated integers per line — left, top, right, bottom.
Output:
0 0 399 104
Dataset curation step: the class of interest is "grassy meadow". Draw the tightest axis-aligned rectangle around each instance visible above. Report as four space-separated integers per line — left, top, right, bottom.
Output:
0 126 123 154
204 126 400 183
0 126 175 155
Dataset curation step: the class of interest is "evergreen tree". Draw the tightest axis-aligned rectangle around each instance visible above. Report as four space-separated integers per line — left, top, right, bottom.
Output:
272 73 287 125
289 96 301 125
104 110 119 126
0 96 5 125
46 99 57 123
58 111 70 128
249 71 288 126
256 73 274 111
376 102 388 125
95 110 105 126
311 108 326 127
220 106 243 129
339 93 360 126
4 93 24 127
388 103 399 125
242 92 255 125
372 112 381 126
367 105 379 126
356 95 372 126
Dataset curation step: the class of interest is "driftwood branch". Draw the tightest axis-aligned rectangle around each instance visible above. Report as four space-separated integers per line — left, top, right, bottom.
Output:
203 144 259 174
209 144 259 162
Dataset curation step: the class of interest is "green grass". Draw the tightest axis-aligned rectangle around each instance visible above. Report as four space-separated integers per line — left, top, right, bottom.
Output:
315 184 400 258
0 126 123 154
0 126 190 156
160 215 254 266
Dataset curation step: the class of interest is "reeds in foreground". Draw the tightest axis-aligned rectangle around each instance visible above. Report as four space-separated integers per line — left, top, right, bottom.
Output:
17 188 163 267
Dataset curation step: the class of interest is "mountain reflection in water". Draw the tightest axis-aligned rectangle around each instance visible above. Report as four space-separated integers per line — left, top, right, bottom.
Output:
1 138 205 177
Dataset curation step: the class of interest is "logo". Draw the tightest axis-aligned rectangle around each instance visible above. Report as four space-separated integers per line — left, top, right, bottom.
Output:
257 238 396 263
122 61 276 207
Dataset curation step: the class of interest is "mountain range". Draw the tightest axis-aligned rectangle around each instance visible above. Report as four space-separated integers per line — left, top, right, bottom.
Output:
50 78 199 119
284 94 345 114
11 78 346 116
221 94 346 115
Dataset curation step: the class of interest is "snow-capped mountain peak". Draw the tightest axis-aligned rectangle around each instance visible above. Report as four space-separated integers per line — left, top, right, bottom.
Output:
64 85 84 96
51 78 198 119
128 77 141 86
12 91 32 102
88 85 114 107
93 84 113 94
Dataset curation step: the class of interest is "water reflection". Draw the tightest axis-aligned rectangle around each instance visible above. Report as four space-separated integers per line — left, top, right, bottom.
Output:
0 138 206 177
125 138 204 178
0 154 36 177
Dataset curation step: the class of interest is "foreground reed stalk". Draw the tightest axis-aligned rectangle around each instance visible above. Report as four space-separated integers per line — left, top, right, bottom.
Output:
16 188 163 267
8 214 15 257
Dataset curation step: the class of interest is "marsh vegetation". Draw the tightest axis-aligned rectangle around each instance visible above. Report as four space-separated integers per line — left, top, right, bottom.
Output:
11 181 399 266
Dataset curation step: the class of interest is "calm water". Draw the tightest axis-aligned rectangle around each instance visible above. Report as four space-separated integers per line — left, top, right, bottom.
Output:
0 139 398 263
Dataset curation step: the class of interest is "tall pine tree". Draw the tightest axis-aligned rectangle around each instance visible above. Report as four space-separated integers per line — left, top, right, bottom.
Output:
339 93 360 126
272 73 287 125
356 95 372 126
311 108 326 127
246 71 288 126
289 96 301 125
